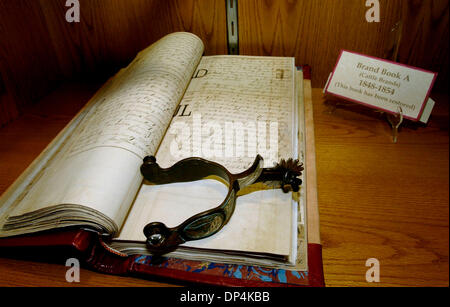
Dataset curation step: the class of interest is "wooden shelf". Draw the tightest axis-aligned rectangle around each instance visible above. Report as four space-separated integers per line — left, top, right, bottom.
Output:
0 83 448 287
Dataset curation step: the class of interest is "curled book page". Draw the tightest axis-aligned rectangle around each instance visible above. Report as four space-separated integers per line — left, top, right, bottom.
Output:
0 33 204 237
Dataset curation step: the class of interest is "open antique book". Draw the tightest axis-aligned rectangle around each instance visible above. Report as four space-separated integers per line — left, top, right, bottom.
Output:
0 32 308 270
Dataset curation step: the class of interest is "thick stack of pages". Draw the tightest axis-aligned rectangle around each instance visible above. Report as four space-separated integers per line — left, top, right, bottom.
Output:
0 32 308 271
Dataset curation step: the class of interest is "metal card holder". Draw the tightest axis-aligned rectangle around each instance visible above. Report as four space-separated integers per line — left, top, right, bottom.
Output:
386 107 404 143
323 20 407 144
323 97 405 144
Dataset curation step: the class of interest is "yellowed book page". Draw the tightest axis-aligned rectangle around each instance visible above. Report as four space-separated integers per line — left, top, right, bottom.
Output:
118 56 297 256
303 78 321 245
1 32 204 236
295 70 308 270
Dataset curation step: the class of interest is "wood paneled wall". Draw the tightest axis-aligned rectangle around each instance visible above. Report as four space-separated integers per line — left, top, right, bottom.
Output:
38 0 228 79
239 0 402 85
0 0 228 126
398 0 449 92
0 0 448 126
239 0 449 90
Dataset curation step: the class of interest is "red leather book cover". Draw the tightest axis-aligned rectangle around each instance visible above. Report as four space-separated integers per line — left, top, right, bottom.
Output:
0 228 324 287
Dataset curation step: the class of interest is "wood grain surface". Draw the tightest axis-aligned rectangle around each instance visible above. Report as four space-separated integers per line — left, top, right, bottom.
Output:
0 0 448 126
0 0 228 126
0 0 62 124
238 0 449 91
398 0 449 91
238 0 403 88
314 90 449 287
38 0 228 78
0 84 448 287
